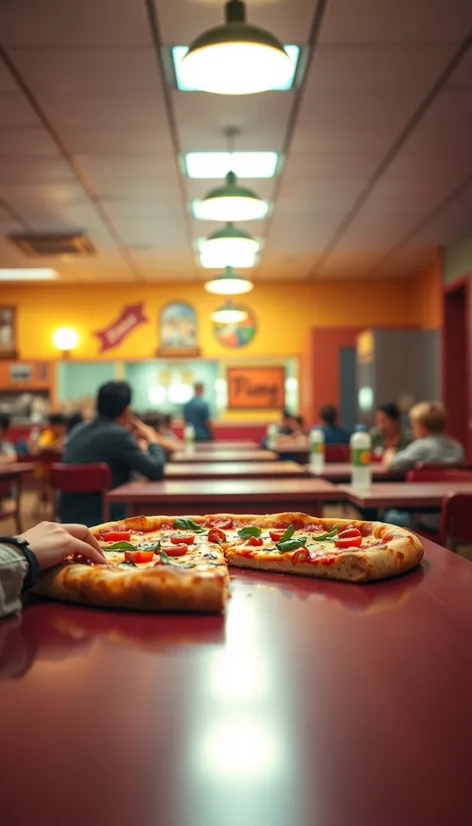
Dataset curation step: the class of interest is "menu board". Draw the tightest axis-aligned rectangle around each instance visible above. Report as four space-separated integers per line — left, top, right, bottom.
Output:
227 366 285 410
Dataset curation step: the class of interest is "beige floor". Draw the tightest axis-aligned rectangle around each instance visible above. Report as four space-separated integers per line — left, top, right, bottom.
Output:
5 491 472 561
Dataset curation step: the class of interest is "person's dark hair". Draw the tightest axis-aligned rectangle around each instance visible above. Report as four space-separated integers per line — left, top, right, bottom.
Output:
0 413 10 434
282 409 292 421
295 415 305 426
377 402 400 422
67 412 83 433
48 413 67 426
97 381 132 420
319 404 337 426
163 414 173 428
142 412 163 430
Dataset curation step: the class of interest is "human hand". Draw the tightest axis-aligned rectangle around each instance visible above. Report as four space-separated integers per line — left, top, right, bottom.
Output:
382 447 397 466
16 522 107 570
131 417 159 444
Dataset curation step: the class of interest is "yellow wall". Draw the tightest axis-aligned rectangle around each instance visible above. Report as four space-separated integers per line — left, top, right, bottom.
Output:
1 278 440 361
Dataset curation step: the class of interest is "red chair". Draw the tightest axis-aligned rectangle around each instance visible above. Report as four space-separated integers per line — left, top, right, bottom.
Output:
0 478 23 533
325 444 350 463
406 466 472 482
440 493 472 551
49 464 112 522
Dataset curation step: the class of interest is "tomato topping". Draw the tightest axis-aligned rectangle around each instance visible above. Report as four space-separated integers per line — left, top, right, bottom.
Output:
105 531 131 542
291 548 310 565
124 550 154 563
160 544 188 557
171 534 194 545
246 536 263 546
210 517 234 530
208 528 226 544
337 528 362 540
334 535 362 549
269 530 286 542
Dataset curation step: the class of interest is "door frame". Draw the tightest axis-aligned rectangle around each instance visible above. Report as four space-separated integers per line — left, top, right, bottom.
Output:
442 274 471 459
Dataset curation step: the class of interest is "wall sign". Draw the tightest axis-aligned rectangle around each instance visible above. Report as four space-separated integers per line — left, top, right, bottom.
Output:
227 366 285 410
0 306 17 359
94 303 148 353
213 305 257 349
158 302 199 356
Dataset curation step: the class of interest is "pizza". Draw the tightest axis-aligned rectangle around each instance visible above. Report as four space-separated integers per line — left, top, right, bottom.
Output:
33 512 423 613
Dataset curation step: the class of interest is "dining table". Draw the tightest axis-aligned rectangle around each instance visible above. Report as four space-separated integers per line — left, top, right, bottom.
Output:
1 536 471 826
165 460 309 480
171 449 277 463
339 481 472 514
107 477 339 517
192 440 259 451
307 462 405 483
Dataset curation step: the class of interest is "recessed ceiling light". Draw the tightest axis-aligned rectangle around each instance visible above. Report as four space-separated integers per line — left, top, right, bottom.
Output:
0 269 58 281
172 43 299 93
185 151 279 179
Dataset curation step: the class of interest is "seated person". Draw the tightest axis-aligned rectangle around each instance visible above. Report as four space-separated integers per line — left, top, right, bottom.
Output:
319 404 351 444
66 412 83 435
370 402 410 456
384 401 465 530
0 414 17 464
60 381 167 526
36 413 68 451
141 412 181 457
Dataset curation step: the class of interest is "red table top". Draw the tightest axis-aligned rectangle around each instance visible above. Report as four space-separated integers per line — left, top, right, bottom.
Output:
308 462 405 482
0 462 35 476
340 481 472 508
107 477 339 504
172 449 277 463
1 538 471 826
193 440 259 451
165 461 308 479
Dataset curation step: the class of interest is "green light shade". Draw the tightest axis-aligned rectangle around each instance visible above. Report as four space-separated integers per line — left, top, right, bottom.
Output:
179 0 294 95
211 299 248 323
201 223 260 265
205 266 253 295
195 171 268 222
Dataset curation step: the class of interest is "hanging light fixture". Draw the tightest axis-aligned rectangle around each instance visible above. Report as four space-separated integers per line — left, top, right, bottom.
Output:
205 266 253 295
196 171 268 222
201 223 259 263
195 126 269 222
211 299 248 324
179 0 294 95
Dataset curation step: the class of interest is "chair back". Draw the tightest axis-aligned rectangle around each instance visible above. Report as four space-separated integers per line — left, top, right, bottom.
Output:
441 493 472 550
406 465 472 483
325 444 350 463
50 463 111 494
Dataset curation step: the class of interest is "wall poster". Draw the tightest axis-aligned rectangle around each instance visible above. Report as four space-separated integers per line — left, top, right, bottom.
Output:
227 365 285 410
0 306 17 359
158 302 199 356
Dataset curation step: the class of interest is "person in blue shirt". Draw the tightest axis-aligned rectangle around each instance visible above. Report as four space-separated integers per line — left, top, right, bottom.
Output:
183 383 214 442
319 404 352 444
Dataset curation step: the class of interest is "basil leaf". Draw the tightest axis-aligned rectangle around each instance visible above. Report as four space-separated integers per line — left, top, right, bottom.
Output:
102 541 137 552
275 537 307 553
173 517 204 533
159 550 196 569
138 541 161 552
120 561 137 568
312 525 339 542
278 524 295 543
237 526 262 539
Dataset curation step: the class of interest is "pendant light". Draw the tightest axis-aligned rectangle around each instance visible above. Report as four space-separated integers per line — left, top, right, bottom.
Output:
201 223 259 262
179 0 294 95
205 266 253 295
211 299 248 324
195 127 268 222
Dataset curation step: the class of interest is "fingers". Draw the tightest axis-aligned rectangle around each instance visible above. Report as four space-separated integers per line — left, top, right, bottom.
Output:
61 524 107 559
66 535 108 565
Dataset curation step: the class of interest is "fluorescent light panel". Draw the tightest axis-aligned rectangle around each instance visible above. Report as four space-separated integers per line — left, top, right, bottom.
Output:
185 152 279 179
0 269 58 281
173 45 300 92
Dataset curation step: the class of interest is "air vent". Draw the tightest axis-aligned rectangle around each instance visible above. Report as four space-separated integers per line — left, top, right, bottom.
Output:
8 232 96 257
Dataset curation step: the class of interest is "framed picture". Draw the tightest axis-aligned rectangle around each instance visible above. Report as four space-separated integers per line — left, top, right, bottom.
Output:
158 301 200 356
213 305 257 348
227 366 286 410
9 363 31 382
0 306 17 359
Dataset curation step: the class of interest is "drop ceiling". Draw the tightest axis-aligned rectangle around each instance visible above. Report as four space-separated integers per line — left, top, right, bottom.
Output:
0 0 471 283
